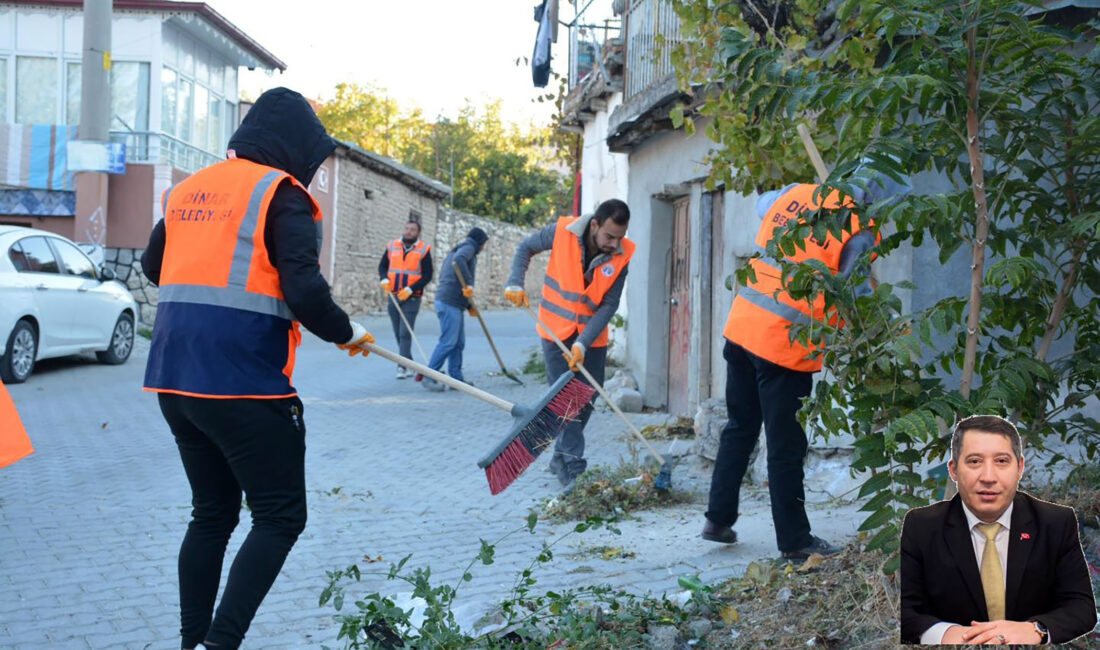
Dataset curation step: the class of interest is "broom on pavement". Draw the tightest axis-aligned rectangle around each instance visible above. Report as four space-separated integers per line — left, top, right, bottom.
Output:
361 342 594 494
451 262 525 386
522 304 674 490
386 291 431 382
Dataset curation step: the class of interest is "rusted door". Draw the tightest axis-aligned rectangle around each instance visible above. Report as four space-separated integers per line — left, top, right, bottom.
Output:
668 197 691 414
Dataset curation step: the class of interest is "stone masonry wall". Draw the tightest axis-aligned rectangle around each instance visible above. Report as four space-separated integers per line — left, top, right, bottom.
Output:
103 247 157 325
428 207 549 311
329 156 549 315
329 158 441 316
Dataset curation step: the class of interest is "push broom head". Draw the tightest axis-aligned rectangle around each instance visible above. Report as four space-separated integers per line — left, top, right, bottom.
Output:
477 371 595 495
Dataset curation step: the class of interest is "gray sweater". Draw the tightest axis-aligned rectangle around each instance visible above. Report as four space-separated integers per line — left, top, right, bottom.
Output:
435 236 480 309
509 218 628 349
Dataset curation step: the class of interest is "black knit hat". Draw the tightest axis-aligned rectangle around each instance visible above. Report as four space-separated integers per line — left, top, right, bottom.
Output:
467 227 489 246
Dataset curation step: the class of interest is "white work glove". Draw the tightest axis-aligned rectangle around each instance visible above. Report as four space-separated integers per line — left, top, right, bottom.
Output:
504 285 529 308
336 321 375 357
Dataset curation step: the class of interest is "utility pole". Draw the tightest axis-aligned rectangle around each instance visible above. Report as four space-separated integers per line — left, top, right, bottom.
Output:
73 0 112 246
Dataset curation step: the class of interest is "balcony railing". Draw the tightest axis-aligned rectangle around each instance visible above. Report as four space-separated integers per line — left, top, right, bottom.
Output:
568 1 622 90
625 0 681 99
109 131 222 173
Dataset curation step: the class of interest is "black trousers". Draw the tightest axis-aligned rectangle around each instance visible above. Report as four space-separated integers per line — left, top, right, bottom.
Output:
158 393 308 649
705 341 814 552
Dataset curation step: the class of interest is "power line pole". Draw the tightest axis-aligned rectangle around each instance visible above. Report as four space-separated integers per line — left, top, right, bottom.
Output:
73 0 112 246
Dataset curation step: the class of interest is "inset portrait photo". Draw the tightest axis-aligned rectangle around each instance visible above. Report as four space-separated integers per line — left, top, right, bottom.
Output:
899 415 1097 645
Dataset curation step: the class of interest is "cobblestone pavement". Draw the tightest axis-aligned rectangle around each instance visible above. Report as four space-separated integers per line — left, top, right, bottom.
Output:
0 310 862 648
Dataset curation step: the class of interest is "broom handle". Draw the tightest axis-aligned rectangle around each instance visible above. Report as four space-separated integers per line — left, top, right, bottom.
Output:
361 341 515 413
387 291 430 364
523 305 666 465
451 262 511 374
797 123 829 184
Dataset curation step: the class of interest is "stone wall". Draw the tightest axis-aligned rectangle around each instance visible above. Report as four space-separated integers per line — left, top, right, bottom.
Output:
103 247 157 325
429 207 549 311
328 155 443 316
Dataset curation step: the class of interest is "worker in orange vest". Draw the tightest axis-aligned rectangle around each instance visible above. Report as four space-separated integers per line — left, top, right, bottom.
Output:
505 199 634 491
0 379 33 469
379 220 433 377
141 88 374 650
703 172 909 560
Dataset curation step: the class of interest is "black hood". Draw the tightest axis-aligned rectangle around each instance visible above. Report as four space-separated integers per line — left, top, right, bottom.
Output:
227 87 337 187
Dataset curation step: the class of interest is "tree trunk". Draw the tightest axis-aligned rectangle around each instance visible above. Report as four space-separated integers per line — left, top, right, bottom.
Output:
960 23 989 402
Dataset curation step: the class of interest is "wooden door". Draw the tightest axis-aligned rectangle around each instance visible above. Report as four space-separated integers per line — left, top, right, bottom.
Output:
668 197 691 414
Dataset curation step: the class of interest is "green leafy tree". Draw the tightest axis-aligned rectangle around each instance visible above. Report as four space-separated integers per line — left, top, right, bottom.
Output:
671 0 1100 571
317 85 572 225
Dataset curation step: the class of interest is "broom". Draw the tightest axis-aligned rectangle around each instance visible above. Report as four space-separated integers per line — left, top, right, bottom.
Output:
522 304 673 490
386 291 430 381
362 341 594 494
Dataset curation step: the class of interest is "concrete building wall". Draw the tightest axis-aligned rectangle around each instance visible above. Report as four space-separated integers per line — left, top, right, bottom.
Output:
580 92 629 215
623 124 715 408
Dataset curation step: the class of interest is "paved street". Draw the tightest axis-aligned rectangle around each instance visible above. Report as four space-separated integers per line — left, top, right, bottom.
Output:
0 309 862 649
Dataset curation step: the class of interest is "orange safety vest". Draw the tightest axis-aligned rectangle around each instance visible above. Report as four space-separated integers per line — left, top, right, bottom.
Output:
538 217 634 348
0 380 33 469
143 157 322 398
386 239 431 296
724 184 866 372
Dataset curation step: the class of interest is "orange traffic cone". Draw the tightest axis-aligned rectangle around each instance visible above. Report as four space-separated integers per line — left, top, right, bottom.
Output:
0 380 33 469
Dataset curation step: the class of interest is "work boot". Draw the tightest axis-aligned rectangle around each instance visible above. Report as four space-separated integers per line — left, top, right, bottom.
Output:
781 536 840 560
701 519 738 544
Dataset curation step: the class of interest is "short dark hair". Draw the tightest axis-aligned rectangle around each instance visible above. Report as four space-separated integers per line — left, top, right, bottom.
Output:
951 415 1022 462
405 220 421 234
593 199 630 226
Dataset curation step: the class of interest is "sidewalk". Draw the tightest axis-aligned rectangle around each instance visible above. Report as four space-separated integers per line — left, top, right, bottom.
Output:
0 309 863 648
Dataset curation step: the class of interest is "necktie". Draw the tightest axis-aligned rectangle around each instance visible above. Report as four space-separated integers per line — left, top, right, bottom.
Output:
977 522 1005 621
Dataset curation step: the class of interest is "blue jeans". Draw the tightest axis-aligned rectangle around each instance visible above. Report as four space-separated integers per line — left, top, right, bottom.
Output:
428 301 465 381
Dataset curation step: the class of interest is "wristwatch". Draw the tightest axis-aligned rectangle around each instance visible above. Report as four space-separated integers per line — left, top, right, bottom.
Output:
1031 620 1049 644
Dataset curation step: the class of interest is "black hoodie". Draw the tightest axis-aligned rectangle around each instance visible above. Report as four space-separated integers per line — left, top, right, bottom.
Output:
142 87 353 343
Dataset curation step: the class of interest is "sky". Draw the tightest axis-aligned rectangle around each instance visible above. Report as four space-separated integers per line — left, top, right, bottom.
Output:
215 0 577 127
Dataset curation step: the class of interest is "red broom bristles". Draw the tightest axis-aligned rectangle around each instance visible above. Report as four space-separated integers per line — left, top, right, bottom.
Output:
483 378 596 494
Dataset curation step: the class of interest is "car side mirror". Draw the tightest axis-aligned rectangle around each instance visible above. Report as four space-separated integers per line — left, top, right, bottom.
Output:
100 266 116 281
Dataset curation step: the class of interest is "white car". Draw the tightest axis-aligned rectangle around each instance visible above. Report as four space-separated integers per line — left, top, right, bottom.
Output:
0 225 138 383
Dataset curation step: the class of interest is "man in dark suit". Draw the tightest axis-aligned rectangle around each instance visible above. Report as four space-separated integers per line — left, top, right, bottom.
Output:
900 415 1096 644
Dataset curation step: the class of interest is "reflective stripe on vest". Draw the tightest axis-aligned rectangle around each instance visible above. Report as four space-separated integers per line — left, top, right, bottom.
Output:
724 184 859 372
538 216 634 348
386 239 430 293
144 158 323 398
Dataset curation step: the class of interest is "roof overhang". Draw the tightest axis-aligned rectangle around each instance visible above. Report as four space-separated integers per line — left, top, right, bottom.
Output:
335 142 452 201
2 0 285 71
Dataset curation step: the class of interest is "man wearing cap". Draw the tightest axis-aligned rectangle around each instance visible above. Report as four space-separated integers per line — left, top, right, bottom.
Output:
422 227 488 390
378 220 433 378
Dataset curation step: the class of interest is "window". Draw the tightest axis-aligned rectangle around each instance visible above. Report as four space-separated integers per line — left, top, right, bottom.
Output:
66 61 81 125
16 56 58 125
111 61 150 131
194 84 209 149
0 58 7 123
161 67 177 136
8 242 29 272
208 95 222 152
15 237 60 273
50 239 97 279
177 78 193 142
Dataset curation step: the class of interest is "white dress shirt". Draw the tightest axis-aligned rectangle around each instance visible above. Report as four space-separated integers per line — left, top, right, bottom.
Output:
920 503 1013 644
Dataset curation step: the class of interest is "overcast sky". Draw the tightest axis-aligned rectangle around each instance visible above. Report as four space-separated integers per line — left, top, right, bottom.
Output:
216 0 575 126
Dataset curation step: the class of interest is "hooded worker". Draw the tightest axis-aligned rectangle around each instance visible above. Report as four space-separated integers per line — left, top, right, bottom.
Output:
422 227 489 390
141 87 374 650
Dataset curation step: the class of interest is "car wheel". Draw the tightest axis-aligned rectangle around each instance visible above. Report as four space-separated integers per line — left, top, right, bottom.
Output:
1 320 37 384
96 312 134 365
